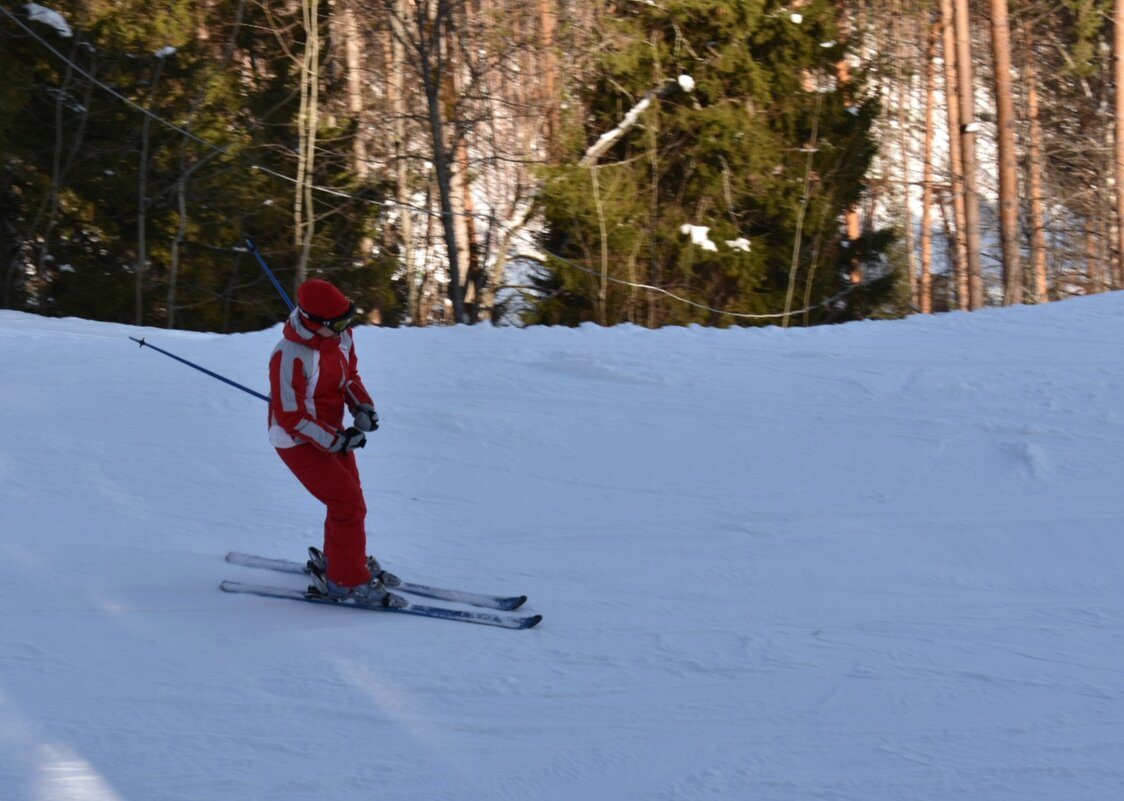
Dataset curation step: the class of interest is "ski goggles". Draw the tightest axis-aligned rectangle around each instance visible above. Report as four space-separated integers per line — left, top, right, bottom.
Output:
300 301 356 333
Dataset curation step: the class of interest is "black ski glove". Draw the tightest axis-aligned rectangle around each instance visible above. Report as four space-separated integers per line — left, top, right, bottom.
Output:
353 403 379 432
333 426 367 454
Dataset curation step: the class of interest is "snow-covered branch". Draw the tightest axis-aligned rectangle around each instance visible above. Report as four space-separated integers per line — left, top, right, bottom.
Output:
580 75 695 166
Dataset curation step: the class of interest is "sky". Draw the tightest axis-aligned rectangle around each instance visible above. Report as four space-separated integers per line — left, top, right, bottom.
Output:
1 296 1123 800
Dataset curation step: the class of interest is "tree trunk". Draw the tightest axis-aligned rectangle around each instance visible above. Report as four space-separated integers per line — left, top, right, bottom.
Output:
920 19 939 314
294 0 321 288
953 0 985 308
990 0 1022 305
1023 19 1049 303
539 0 559 151
422 1 466 323
1086 217 1101 291
341 0 368 181
1114 0 1124 289
893 1 916 311
387 0 419 323
939 0 970 310
444 0 476 322
836 3 862 287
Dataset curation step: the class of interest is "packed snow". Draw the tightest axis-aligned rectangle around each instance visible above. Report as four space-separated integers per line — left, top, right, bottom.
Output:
2 296 1123 800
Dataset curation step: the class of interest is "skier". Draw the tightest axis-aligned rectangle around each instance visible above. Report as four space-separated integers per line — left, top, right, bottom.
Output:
268 278 391 602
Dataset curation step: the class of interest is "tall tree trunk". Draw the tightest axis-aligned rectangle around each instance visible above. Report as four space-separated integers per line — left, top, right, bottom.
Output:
940 0 970 310
539 0 559 151
783 94 822 328
387 0 419 323
1114 0 1124 288
1023 19 1049 303
990 0 1022 304
452 135 478 317
294 0 321 288
342 0 367 181
920 19 939 314
1086 217 1101 291
953 0 985 308
895 1 917 311
407 0 466 322
836 3 862 287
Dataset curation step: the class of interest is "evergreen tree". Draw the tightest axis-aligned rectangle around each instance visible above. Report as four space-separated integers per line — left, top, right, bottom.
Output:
0 0 401 331
528 0 896 327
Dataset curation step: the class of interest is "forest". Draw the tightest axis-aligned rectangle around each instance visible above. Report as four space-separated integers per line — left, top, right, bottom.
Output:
0 0 1118 330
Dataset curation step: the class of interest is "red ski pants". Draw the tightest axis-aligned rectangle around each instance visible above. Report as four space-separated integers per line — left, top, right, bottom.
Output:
277 445 372 587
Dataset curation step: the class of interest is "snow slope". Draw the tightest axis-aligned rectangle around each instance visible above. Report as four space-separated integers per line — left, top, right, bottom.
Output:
1 296 1123 801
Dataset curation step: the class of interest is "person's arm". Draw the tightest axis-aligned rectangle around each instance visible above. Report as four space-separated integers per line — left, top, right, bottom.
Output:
270 348 341 451
344 335 378 431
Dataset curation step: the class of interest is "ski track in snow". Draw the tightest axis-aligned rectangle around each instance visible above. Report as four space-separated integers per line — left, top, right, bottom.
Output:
2 296 1124 800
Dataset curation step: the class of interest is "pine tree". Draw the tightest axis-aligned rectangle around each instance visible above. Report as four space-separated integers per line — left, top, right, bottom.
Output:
0 0 401 330
528 0 896 327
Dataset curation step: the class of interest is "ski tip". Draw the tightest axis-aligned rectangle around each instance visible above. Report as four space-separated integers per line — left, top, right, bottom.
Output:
523 614 543 629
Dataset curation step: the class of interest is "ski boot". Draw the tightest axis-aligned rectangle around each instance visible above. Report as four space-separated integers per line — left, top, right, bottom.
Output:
307 546 401 588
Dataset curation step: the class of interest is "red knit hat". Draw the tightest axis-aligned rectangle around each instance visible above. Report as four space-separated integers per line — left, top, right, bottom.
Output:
297 279 350 319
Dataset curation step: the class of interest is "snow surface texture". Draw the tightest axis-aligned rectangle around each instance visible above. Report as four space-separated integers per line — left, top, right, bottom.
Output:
2 297 1123 800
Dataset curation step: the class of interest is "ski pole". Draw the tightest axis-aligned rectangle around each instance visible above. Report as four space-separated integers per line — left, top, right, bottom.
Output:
245 238 296 312
130 336 270 403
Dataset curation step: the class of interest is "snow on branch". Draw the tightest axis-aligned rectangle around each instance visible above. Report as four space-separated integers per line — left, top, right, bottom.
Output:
680 225 717 252
580 76 696 166
24 3 72 37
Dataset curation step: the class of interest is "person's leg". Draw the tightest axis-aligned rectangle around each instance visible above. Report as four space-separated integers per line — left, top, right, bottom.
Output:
277 446 370 586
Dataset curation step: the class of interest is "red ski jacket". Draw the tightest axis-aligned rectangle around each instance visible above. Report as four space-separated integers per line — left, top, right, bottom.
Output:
268 309 374 451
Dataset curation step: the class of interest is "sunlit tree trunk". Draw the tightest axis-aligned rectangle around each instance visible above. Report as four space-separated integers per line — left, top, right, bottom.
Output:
1086 218 1102 291
1114 0 1124 289
836 3 862 286
385 0 420 323
411 0 466 322
953 0 984 308
990 0 1022 304
895 1 917 310
920 18 939 314
341 0 367 181
294 0 321 287
939 0 969 310
540 0 559 150
1023 19 1049 303
445 3 476 320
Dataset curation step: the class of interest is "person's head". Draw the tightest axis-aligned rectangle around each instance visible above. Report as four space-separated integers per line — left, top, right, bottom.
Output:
296 278 355 337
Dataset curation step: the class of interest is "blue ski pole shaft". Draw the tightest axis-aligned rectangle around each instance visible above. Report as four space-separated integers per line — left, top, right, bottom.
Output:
130 337 270 403
245 238 295 312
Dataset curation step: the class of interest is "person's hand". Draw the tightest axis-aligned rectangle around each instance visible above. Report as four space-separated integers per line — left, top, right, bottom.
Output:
353 403 379 432
333 426 367 453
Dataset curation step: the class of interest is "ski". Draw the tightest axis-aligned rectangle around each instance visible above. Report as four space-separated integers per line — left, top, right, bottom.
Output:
224 551 528 611
220 581 542 630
